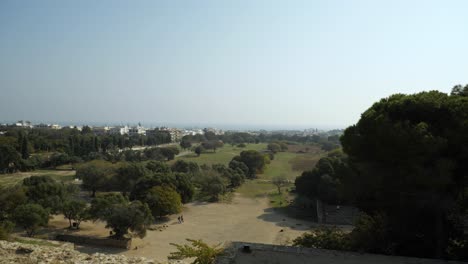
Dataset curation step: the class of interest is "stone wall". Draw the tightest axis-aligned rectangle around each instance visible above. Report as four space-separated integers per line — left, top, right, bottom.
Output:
55 234 131 249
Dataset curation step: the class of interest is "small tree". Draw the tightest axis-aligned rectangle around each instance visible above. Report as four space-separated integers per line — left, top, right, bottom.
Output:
76 161 113 197
105 201 154 239
169 239 223 264
145 186 182 218
180 140 192 150
272 175 288 194
14 203 49 237
197 172 226 202
194 146 204 157
267 143 281 153
61 200 88 229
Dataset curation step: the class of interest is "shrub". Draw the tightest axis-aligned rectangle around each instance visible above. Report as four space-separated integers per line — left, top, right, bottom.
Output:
14 203 49 237
169 239 223 264
0 221 14 240
293 226 350 251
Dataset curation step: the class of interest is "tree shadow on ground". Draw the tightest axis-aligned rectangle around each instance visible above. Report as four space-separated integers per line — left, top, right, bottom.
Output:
256 207 317 231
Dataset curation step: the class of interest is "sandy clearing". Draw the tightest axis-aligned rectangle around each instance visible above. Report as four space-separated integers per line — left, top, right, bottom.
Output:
65 194 315 262
126 194 314 262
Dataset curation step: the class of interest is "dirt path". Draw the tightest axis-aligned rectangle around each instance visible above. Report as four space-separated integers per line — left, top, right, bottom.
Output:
69 194 314 262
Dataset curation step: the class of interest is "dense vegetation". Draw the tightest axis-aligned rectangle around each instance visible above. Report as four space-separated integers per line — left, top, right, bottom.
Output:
295 87 468 260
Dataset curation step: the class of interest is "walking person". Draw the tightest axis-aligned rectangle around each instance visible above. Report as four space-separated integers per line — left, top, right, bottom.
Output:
177 216 181 224
181 215 184 223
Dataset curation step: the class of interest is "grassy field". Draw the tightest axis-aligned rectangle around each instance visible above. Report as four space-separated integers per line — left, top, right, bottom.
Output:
0 169 76 189
173 143 267 166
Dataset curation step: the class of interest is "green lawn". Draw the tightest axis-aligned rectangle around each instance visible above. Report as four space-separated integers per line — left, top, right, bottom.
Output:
174 143 267 166
0 169 76 189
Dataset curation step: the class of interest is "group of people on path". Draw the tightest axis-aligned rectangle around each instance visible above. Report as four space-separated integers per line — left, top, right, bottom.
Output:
177 215 184 224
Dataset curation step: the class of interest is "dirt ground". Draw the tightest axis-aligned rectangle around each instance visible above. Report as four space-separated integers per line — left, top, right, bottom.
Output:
51 194 317 262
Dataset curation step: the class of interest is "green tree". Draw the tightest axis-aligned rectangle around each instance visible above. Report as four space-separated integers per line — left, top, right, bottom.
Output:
267 143 281 153
0 145 20 173
104 200 154 239
145 186 182 218
232 150 266 178
115 162 149 195
341 91 468 258
146 160 172 173
14 203 49 237
61 200 89 229
272 175 288 194
194 146 204 156
89 193 128 220
172 160 200 175
180 140 192 150
76 161 114 197
0 186 27 221
23 176 68 213
228 160 249 177
450 84 468 96
21 134 29 159
169 239 223 264
197 172 226 202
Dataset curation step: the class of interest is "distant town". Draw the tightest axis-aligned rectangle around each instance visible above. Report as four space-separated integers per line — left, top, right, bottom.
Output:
0 120 342 143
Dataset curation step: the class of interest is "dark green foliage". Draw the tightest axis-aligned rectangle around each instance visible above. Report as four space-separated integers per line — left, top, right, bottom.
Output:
89 193 128 220
14 203 49 237
267 143 281 153
171 160 200 175
201 140 224 153
90 193 154 238
293 226 350 251
61 200 89 229
0 187 27 221
22 176 68 213
76 161 115 197
212 163 245 188
174 173 195 203
340 91 468 259
0 144 20 173
144 186 182 218
228 160 249 177
159 146 180 161
0 221 14 240
196 171 227 202
348 213 390 254
232 150 266 178
115 162 150 194
194 146 204 156
180 140 192 150
147 161 172 173
104 200 154 239
295 151 353 204
451 84 468 96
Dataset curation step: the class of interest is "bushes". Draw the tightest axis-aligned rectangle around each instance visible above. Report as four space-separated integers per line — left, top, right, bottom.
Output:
0 221 14 240
294 213 391 254
293 226 349 251
13 203 49 237
144 186 182 218
169 239 223 264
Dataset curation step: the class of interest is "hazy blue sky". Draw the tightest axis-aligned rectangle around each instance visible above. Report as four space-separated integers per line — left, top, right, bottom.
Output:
1 0 467 129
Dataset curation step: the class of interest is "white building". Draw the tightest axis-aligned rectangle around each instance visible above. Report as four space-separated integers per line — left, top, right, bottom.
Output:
109 126 129 135
128 126 146 136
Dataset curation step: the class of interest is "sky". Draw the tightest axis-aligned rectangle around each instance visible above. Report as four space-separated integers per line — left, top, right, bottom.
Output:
1 0 467 130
